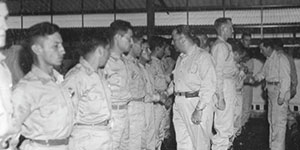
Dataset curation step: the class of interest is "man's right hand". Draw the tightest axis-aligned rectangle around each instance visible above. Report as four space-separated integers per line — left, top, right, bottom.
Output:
215 98 226 110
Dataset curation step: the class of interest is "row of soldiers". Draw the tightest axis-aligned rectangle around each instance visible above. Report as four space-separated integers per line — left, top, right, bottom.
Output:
0 1 296 150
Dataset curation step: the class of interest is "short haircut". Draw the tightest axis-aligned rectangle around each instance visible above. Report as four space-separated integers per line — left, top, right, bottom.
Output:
78 35 109 58
173 25 195 42
241 32 251 39
109 20 133 42
24 22 60 63
149 36 166 52
214 17 232 33
132 30 144 43
273 38 284 49
259 39 274 49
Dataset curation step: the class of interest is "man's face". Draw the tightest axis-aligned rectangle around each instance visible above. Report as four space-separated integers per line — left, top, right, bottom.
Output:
172 30 184 53
223 21 234 38
98 44 110 68
259 43 270 57
140 42 151 61
0 2 8 48
117 29 133 53
36 32 65 66
242 35 251 48
132 40 142 58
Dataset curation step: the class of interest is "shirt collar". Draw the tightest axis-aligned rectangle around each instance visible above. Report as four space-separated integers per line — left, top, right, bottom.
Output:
269 50 277 59
180 45 198 57
218 36 226 42
31 65 64 85
0 52 6 62
80 57 98 76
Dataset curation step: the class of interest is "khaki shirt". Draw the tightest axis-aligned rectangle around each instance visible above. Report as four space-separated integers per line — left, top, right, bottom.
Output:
140 64 160 103
63 57 111 125
104 52 132 103
173 46 217 108
211 36 239 99
11 65 74 140
148 56 169 92
0 52 13 137
124 55 146 100
256 50 291 99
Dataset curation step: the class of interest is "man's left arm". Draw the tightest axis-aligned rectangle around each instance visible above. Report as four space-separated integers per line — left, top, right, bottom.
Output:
196 54 217 110
279 55 291 101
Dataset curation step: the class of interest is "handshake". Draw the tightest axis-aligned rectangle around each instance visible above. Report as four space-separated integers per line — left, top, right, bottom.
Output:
244 74 259 84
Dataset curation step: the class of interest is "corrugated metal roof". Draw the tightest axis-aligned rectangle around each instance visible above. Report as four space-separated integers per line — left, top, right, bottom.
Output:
6 0 300 15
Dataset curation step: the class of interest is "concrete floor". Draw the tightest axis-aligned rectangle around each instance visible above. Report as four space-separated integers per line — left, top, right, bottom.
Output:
162 115 300 150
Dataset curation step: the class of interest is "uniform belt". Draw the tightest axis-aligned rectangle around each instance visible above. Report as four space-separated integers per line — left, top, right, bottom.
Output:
74 120 109 127
29 138 69 146
130 97 145 102
111 103 128 110
266 81 280 86
174 91 199 98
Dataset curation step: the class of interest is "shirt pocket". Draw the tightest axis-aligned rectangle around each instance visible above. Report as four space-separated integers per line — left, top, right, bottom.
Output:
39 105 57 118
189 64 198 74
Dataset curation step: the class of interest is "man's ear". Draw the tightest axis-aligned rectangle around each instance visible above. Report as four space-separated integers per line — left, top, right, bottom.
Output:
96 46 104 57
31 44 41 56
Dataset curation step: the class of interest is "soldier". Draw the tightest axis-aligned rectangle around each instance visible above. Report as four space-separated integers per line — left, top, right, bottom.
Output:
140 39 160 150
252 40 291 150
103 20 133 150
0 0 13 147
239 32 254 128
63 36 112 150
125 33 147 149
170 25 216 150
10 22 74 150
211 18 239 150
148 36 170 149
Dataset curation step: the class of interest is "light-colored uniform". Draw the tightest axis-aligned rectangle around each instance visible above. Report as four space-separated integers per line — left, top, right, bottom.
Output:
3 45 24 85
104 52 131 150
11 65 74 150
234 66 246 136
63 57 112 150
124 55 146 150
0 52 13 139
255 50 290 150
141 63 161 150
173 46 216 150
148 56 169 149
241 59 254 127
211 36 239 150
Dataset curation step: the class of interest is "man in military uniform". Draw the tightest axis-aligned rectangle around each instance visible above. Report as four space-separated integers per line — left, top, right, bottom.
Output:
103 20 133 150
0 1 14 148
140 39 161 150
148 36 170 149
11 22 74 150
211 18 239 150
125 33 147 149
63 36 112 150
252 40 291 150
170 25 216 150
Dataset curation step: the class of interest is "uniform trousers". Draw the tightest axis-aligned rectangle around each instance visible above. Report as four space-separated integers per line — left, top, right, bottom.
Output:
128 101 145 150
142 102 155 150
111 106 129 150
212 79 236 150
69 125 112 150
173 96 214 150
267 84 289 150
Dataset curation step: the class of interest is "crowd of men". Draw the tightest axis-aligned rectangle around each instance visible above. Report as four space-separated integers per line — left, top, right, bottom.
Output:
0 0 297 150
